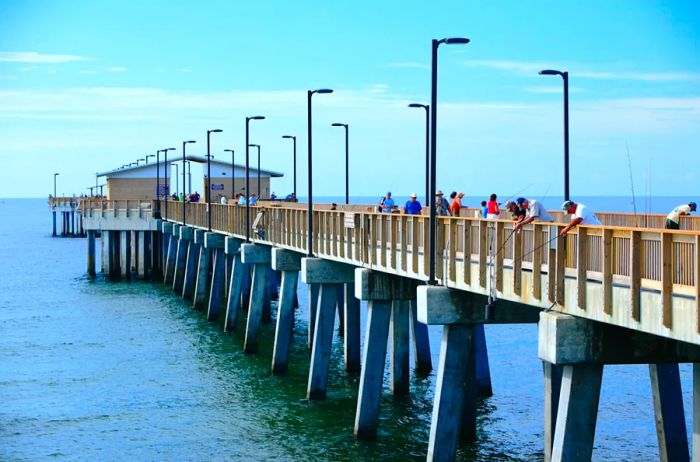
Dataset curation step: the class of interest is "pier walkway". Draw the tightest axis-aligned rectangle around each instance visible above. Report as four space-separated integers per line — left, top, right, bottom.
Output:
70 197 700 462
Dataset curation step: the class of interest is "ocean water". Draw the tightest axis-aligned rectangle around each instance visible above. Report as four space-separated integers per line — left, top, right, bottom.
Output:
0 198 694 461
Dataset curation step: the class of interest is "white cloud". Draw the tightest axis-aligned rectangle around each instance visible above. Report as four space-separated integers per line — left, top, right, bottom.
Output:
0 51 89 63
460 59 700 82
106 66 127 73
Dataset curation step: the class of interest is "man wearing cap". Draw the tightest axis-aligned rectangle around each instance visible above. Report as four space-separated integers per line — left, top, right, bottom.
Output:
665 202 696 230
504 200 525 222
404 193 422 215
560 200 601 235
514 198 554 231
379 191 395 214
435 190 449 216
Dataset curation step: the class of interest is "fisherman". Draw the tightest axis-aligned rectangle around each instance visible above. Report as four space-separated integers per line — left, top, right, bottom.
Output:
379 191 395 213
435 190 449 216
665 202 696 230
560 200 601 235
503 200 525 222
404 193 422 215
513 197 554 231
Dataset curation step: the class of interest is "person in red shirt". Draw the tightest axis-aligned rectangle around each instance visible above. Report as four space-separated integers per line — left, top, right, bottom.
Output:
449 192 464 216
486 193 500 219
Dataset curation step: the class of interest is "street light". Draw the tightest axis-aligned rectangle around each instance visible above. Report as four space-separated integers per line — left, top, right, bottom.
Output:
146 154 155 164
248 144 261 200
182 140 196 226
162 147 176 219
331 123 349 204
428 37 470 285
282 135 297 198
184 160 192 195
95 172 98 197
224 149 235 197
172 163 179 197
53 172 59 197
245 116 265 241
408 103 430 203
206 130 222 231
307 88 334 256
539 69 570 201
137 158 146 165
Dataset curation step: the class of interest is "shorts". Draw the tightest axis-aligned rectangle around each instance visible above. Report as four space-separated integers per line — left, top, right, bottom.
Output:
486 213 499 220
665 219 680 230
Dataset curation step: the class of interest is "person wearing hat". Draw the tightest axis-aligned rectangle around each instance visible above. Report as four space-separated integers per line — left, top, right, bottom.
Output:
513 197 554 231
560 200 601 235
503 200 525 222
665 202 697 229
379 191 395 214
435 190 449 216
404 193 422 215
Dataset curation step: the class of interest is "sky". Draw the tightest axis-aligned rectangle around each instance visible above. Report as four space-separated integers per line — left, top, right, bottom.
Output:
0 0 699 200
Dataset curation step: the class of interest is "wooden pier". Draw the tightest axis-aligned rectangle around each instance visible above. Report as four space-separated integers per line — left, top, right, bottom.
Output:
64 197 700 461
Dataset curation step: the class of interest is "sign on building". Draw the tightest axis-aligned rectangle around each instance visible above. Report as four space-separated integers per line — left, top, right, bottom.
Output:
157 184 169 196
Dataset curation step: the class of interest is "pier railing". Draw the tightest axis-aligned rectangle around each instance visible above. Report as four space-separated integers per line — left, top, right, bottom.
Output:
79 198 152 217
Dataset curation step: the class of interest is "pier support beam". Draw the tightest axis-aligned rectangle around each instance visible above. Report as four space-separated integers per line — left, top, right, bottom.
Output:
539 312 700 462
130 231 137 277
173 226 193 294
52 211 57 236
344 282 361 374
137 231 148 279
302 258 356 400
205 232 226 321
270 248 302 374
192 228 211 310
150 224 162 281
307 284 320 349
223 237 245 332
417 287 541 460
119 230 131 279
241 243 272 354
354 269 419 438
409 299 432 375
162 222 176 284
87 230 96 277
182 229 202 299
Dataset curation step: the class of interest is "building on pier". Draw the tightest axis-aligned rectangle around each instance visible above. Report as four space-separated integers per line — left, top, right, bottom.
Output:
97 156 283 201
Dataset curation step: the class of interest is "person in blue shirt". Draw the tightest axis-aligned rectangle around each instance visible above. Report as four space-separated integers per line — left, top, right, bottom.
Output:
238 195 247 206
481 200 488 218
379 191 395 213
249 193 258 206
404 193 422 215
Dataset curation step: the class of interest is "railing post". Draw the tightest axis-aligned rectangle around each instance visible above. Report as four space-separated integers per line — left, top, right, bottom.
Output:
577 227 588 310
661 232 673 329
532 224 543 300
630 230 642 322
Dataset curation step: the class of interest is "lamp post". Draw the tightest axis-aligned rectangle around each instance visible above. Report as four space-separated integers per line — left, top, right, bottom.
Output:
248 144 261 199
428 37 470 285
172 163 179 197
185 160 192 195
155 150 162 217
539 69 570 201
137 158 145 165
162 147 176 219
182 140 196 226
95 172 98 197
331 123 349 204
206 130 222 231
146 154 155 163
53 172 59 197
245 116 265 241
307 88 334 256
408 103 430 203
224 149 235 197
282 135 297 198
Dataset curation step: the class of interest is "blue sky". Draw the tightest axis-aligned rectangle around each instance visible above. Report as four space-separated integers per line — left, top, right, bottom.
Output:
1 0 698 199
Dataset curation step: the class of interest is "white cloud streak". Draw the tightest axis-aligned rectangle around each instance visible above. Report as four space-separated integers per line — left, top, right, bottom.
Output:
106 66 127 73
0 51 90 63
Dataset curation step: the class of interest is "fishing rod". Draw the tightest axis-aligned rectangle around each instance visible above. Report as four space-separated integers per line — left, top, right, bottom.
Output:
625 143 638 223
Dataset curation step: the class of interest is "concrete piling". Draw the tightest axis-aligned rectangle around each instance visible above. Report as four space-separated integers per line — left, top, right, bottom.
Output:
137 231 148 279
223 237 245 332
205 232 227 321
409 299 432 375
270 248 302 374
192 229 211 310
52 211 57 236
649 363 690 462
182 229 203 300
544 362 563 462
390 300 410 397
162 222 176 284
241 243 271 354
474 324 493 397
343 282 361 374
87 230 96 276
302 258 355 400
172 226 193 294
353 269 419 438
129 231 137 277
119 230 130 279
307 284 320 349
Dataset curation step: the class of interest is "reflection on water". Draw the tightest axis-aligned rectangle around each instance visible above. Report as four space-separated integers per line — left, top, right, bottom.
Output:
0 199 691 461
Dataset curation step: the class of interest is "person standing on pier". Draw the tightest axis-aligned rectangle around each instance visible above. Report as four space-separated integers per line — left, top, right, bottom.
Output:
449 192 464 216
404 193 422 215
379 192 395 213
513 197 554 231
560 200 601 235
486 193 500 219
249 193 258 206
665 202 696 229
435 191 449 216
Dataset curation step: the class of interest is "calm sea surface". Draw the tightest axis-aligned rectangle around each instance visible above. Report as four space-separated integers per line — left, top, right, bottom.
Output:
0 197 695 461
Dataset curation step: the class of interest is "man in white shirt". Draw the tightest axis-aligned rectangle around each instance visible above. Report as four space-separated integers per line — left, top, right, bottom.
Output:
560 200 601 235
665 202 696 229
220 195 228 205
513 197 554 231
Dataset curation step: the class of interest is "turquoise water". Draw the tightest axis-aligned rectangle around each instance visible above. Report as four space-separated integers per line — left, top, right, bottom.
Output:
0 198 694 461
